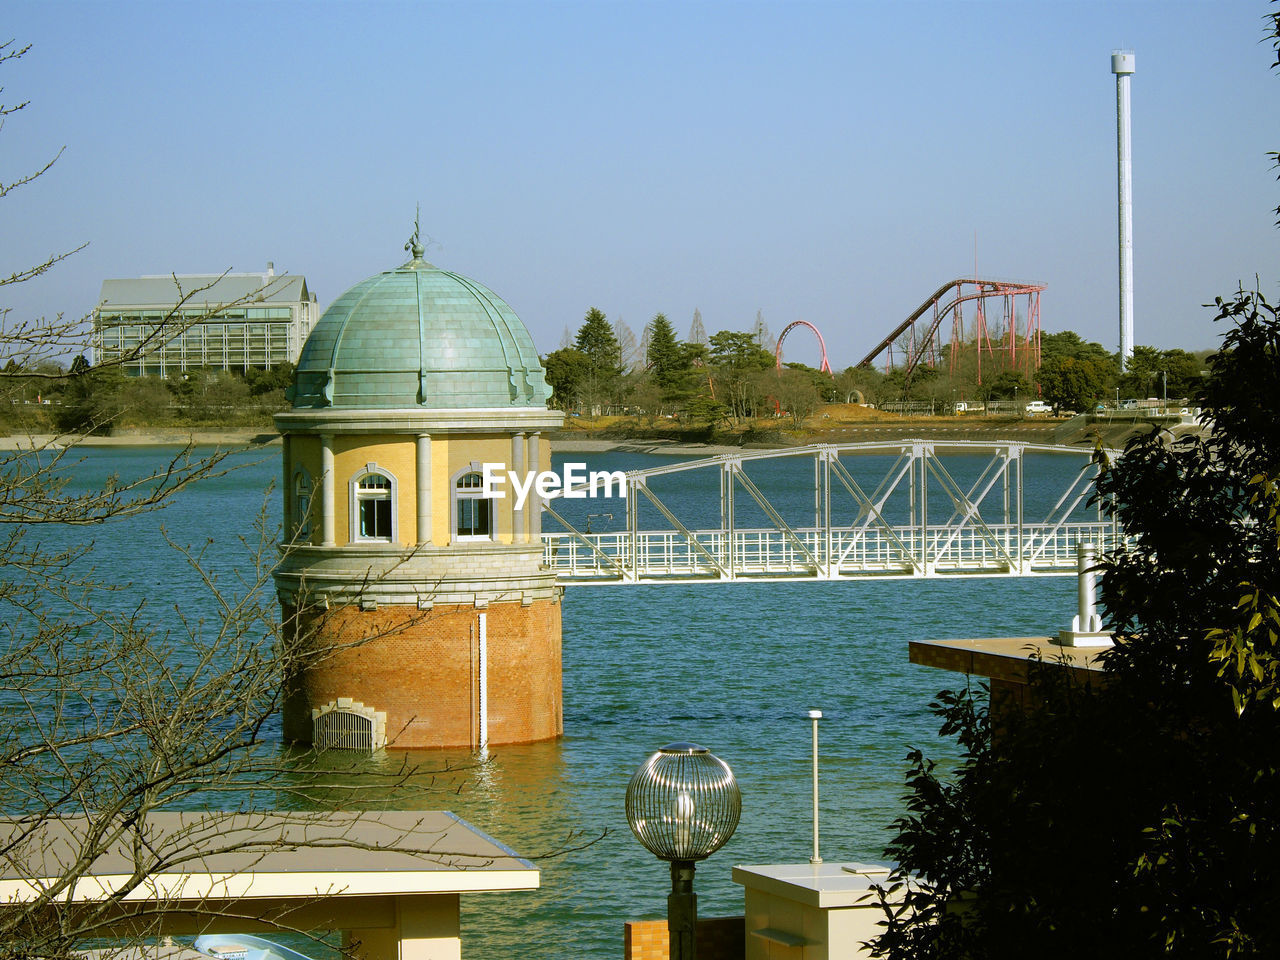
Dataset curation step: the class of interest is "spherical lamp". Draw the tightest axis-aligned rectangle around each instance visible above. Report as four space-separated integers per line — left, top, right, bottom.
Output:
625 742 741 960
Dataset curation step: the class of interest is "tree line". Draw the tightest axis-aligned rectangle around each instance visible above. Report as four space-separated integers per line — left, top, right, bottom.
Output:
543 307 837 427
1 357 295 434
543 305 1212 426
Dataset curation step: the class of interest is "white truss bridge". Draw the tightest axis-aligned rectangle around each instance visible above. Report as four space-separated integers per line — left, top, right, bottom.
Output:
541 440 1118 584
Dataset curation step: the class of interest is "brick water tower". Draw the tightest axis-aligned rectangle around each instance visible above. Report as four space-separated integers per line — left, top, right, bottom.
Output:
274 230 563 750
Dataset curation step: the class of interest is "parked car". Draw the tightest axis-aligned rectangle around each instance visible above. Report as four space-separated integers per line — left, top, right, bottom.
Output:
1024 400 1052 415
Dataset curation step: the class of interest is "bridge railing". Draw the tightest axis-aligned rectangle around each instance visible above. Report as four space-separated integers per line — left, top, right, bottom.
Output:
542 521 1117 583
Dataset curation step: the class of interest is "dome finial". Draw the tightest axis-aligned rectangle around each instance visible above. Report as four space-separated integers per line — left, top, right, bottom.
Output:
405 203 425 261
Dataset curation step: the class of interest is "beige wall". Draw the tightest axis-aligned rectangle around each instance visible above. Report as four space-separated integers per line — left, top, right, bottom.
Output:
285 430 552 548
438 434 520 546
334 434 419 545
288 434 322 546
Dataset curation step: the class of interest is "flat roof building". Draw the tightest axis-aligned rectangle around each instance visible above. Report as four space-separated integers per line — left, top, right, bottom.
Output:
92 263 319 377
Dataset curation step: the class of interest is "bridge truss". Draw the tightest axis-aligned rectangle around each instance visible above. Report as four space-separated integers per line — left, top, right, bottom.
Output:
541 441 1117 584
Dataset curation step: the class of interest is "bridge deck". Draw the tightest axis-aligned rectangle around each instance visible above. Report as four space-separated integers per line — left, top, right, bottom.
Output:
543 522 1114 584
540 440 1117 585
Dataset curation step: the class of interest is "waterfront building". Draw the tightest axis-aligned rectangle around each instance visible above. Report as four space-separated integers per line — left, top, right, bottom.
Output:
0 811 539 957
273 230 563 750
91 263 319 376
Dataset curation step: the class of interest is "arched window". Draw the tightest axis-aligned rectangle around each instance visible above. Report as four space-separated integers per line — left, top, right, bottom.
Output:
292 467 313 542
454 469 494 542
349 465 397 543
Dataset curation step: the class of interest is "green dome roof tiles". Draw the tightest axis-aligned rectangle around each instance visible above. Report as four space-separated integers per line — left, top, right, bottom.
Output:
291 256 551 410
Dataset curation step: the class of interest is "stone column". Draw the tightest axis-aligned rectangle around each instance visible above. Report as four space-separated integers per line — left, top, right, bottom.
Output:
528 432 542 539
512 432 527 543
416 433 432 545
321 433 336 547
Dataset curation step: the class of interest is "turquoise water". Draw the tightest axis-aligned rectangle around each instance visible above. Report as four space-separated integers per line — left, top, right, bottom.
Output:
27 445 1080 958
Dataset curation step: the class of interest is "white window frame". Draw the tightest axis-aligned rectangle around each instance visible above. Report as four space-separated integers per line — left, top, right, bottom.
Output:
292 466 314 542
349 463 398 544
452 462 496 543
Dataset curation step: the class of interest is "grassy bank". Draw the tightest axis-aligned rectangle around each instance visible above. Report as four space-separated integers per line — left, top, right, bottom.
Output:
556 403 1067 447
0 402 1081 450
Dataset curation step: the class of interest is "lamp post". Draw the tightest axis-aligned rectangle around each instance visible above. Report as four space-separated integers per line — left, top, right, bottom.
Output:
808 710 822 864
625 743 741 960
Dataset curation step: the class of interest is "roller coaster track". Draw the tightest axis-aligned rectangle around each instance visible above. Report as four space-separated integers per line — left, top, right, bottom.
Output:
858 278 1045 381
775 320 832 374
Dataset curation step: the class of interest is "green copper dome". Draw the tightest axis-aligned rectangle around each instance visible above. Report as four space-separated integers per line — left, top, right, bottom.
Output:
291 250 551 409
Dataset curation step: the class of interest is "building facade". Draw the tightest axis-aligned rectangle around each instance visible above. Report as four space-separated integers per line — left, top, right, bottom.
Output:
273 235 564 750
91 263 318 376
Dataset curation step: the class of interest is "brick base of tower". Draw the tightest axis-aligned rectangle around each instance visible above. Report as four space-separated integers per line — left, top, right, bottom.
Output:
281 597 562 750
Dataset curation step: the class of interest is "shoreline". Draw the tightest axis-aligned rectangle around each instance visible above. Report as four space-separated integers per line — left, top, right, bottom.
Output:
0 430 755 457
0 423 1074 456
0 419 1089 456
0 429 283 451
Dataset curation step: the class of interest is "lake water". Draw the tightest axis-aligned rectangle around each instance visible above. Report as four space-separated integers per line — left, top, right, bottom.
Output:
35 445 1082 959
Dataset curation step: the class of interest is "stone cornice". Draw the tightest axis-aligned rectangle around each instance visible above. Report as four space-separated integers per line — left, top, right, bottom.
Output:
275 407 563 435
272 542 560 607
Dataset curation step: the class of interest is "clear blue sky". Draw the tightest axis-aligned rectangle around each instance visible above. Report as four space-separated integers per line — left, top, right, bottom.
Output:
5 0 1278 369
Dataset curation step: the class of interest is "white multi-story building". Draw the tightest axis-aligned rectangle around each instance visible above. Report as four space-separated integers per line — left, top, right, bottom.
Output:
91 263 319 377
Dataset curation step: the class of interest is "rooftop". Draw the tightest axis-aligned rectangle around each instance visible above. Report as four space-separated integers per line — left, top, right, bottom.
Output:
97 268 312 311
290 240 551 410
0 810 538 903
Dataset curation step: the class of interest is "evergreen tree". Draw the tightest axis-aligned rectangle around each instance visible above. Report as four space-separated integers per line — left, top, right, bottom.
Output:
573 307 621 412
708 330 775 424
708 330 775 370
645 312 687 393
575 307 621 375
542 346 590 411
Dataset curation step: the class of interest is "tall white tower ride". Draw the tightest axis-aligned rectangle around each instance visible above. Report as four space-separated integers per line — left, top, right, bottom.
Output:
1112 50 1135 371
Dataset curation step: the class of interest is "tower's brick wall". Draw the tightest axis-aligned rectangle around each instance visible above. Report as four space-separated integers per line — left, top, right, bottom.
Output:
282 597 562 749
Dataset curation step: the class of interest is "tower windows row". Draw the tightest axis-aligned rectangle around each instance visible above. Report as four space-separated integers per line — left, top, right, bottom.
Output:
290 465 497 545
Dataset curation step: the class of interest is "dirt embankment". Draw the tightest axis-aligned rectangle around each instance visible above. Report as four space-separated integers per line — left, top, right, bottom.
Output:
554 403 1067 452
0 405 1092 455
0 428 281 451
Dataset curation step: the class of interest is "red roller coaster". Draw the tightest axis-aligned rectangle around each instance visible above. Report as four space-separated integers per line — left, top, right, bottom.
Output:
857 278 1045 383
775 320 832 374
